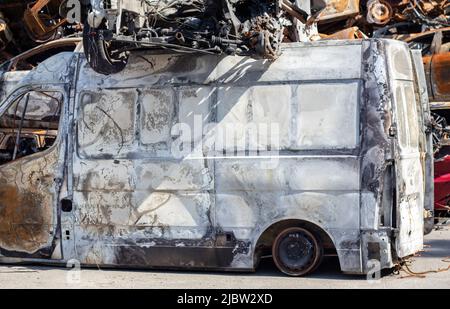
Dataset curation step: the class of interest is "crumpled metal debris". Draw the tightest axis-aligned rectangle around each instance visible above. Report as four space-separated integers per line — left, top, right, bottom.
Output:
83 0 316 74
0 0 80 64
316 0 449 38
0 0 448 75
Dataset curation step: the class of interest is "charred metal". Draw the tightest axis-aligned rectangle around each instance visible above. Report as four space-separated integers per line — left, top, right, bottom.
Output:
0 38 432 276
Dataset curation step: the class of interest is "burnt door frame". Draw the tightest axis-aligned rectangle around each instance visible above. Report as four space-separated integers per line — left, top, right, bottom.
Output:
0 84 70 260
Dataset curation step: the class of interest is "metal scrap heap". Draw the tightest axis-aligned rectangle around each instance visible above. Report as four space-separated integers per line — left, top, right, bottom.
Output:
83 0 314 74
317 0 450 37
0 1 448 74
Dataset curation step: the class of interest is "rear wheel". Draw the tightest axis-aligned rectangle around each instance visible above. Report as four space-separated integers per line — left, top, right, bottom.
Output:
83 22 129 75
272 227 323 276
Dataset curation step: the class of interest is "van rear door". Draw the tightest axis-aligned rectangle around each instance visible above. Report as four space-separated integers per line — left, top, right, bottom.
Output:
387 42 425 258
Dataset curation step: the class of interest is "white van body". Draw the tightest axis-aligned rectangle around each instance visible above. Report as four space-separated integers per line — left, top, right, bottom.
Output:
0 39 433 275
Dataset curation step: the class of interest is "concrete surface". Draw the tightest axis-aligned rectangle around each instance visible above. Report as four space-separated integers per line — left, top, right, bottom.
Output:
0 224 449 289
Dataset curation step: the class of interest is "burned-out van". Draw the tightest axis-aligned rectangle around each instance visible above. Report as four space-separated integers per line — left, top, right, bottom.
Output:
0 39 434 276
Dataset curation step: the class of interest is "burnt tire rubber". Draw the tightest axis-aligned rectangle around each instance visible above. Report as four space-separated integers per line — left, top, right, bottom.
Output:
83 23 129 75
272 227 323 277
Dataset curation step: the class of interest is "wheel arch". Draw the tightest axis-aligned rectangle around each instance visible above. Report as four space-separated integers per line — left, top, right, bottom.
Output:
252 218 336 266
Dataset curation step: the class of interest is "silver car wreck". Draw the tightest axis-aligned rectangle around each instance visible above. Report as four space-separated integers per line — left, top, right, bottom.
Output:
0 39 433 276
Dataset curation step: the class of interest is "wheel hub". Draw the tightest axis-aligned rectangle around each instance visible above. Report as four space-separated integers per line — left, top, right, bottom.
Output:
279 232 314 270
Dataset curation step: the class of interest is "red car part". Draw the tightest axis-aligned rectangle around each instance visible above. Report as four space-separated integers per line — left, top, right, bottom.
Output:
434 155 450 212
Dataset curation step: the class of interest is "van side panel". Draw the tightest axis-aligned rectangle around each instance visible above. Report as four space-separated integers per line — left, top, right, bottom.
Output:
0 42 426 274
71 42 367 271
73 88 218 267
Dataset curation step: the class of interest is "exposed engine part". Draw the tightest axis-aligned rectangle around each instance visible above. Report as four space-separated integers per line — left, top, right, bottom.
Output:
0 1 83 64
431 112 450 155
369 0 450 29
318 0 450 37
84 0 312 75
404 0 450 27
366 0 394 26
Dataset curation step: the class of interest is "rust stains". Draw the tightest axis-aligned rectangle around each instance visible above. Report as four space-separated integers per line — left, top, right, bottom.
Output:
0 185 53 255
317 0 360 23
432 52 450 97
0 145 60 257
320 26 367 40
329 0 351 13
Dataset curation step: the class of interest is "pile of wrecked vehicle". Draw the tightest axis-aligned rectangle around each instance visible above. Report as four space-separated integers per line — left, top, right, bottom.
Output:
81 0 450 74
0 1 448 73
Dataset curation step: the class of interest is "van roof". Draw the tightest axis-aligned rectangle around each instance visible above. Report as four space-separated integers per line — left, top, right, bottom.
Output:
15 39 409 88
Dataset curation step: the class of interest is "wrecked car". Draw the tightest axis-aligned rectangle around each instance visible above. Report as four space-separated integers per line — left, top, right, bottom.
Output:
434 155 450 216
0 0 82 63
399 27 450 105
428 101 450 218
0 39 433 276
318 0 450 37
83 0 317 74
402 27 450 218
0 37 82 73
422 28 450 105
23 0 69 42
0 37 82 107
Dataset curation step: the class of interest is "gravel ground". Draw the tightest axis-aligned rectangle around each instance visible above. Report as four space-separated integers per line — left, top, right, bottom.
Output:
0 224 449 289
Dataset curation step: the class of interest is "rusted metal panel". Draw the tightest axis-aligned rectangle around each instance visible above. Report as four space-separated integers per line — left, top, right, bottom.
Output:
320 27 367 40
399 27 450 43
317 0 360 23
0 145 60 257
431 52 450 101
423 55 434 101
0 54 74 259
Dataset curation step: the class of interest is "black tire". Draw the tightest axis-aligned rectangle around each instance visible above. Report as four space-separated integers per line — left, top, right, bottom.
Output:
83 22 129 75
272 227 323 276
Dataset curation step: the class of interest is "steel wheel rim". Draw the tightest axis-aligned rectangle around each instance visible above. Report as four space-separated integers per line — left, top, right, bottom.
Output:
273 227 321 276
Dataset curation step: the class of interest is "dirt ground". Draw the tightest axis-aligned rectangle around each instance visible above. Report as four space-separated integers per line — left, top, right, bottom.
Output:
0 223 449 289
